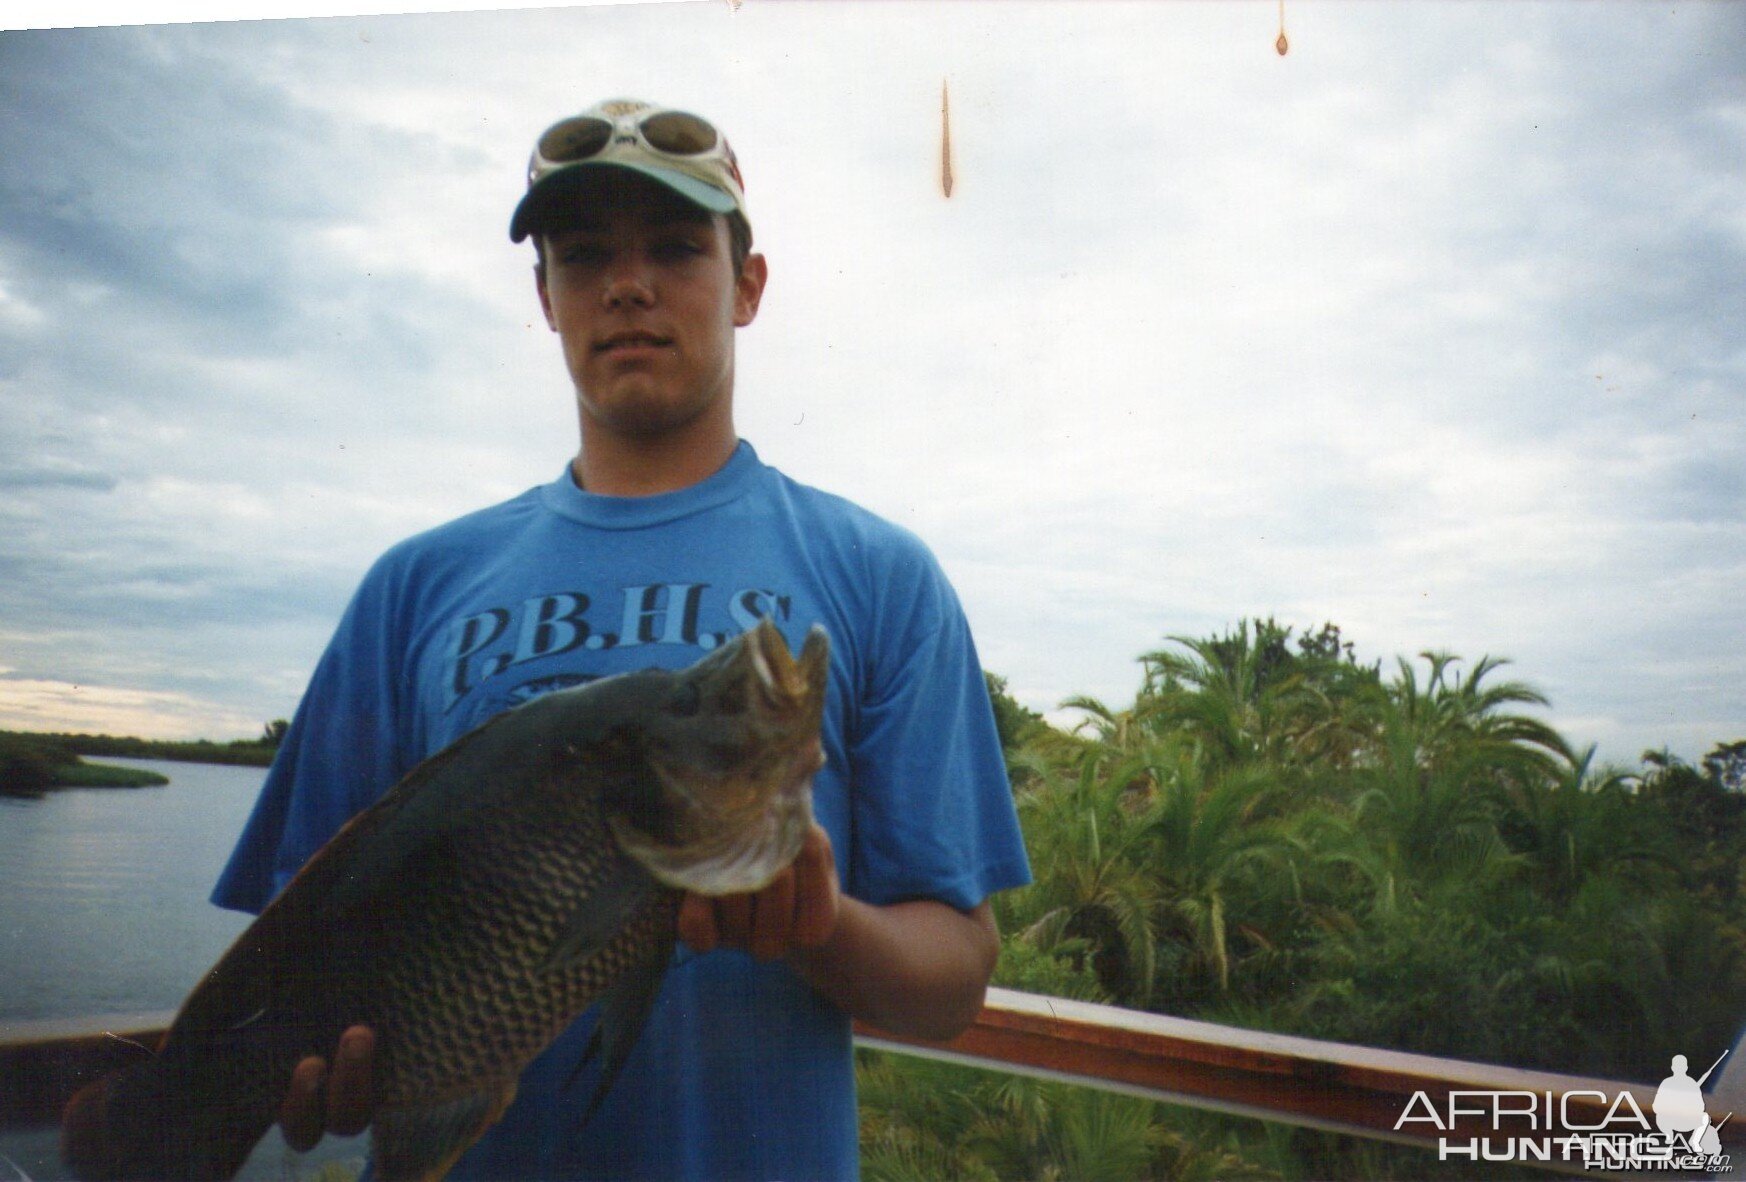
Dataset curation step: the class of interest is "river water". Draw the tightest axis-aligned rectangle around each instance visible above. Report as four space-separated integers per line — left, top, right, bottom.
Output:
0 760 379 1179
0 758 260 1023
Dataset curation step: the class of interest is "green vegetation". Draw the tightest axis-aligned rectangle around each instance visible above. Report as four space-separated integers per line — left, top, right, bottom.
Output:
0 718 288 795
0 732 168 796
862 619 1746 1181
0 719 290 773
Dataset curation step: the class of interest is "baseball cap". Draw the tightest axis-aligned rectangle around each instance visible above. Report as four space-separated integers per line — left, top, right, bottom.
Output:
509 98 751 244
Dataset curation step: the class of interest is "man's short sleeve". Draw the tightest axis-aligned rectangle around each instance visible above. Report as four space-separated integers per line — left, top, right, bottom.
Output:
210 554 414 914
844 538 1030 911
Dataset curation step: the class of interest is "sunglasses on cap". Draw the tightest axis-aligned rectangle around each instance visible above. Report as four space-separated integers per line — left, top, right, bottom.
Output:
528 108 743 190
510 100 750 243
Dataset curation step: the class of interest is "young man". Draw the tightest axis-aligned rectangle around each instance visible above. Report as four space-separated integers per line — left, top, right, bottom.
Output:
211 98 1030 1180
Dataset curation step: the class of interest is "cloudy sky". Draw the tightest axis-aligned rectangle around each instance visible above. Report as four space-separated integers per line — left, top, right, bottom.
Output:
0 1 1741 768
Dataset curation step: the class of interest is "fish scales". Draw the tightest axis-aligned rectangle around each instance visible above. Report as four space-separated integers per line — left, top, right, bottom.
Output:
61 619 828 1182
369 785 676 1104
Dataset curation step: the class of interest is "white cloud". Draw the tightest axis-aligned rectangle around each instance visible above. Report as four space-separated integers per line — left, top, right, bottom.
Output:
0 675 261 740
0 3 1740 764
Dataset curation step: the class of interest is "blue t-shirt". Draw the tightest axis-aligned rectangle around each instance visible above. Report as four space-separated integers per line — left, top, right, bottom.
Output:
212 441 1031 1181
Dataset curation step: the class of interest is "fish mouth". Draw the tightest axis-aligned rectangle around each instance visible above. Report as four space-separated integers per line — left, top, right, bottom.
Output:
612 620 829 895
746 617 828 722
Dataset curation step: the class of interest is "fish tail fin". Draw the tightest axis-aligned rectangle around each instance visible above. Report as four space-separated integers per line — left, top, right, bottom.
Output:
61 1055 274 1181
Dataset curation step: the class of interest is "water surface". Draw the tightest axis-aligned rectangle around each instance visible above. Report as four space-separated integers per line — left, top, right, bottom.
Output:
0 759 376 1179
0 759 260 1023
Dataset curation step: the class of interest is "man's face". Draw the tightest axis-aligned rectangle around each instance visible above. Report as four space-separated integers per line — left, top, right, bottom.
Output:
535 174 765 443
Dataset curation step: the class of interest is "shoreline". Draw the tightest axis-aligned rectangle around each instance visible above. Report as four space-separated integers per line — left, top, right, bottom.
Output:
0 759 170 798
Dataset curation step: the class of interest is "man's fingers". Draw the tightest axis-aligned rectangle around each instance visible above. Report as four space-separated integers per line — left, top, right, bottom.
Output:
749 868 796 961
679 825 841 958
791 876 837 948
325 1025 375 1137
677 892 719 952
280 1056 327 1153
279 1027 375 1152
801 824 835 881
791 825 840 948
716 893 754 947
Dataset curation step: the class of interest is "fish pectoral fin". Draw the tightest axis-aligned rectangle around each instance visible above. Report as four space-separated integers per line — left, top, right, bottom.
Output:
566 924 672 1125
371 1078 517 1182
537 849 655 974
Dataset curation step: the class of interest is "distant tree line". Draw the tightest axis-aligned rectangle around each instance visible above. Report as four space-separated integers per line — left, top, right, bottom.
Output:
863 620 1746 1181
0 720 291 795
0 721 292 770
0 732 167 796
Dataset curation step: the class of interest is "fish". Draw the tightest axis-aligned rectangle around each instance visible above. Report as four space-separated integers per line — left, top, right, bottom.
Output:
61 618 828 1182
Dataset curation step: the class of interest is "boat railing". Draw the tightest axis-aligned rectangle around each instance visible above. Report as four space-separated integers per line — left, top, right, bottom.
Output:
3 988 1735 1178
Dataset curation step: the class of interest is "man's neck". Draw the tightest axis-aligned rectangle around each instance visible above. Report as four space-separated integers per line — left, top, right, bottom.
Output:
570 423 740 498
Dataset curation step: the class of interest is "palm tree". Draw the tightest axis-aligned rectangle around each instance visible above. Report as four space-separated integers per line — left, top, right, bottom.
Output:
1141 756 1307 999
1058 693 1143 750
857 1051 1000 1182
1004 745 1166 1004
1136 619 1382 785
1380 651 1568 781
859 1052 1254 1182
1498 745 1677 904
1137 621 1321 773
1338 713 1523 912
1308 651 1570 912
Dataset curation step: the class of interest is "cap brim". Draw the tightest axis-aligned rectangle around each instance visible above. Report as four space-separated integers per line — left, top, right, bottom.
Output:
509 161 739 242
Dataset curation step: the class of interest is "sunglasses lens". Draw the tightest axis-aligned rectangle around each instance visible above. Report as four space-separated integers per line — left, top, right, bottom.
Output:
641 111 718 155
538 116 613 164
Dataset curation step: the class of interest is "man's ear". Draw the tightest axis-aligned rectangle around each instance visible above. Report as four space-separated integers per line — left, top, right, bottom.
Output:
535 263 558 332
734 253 768 328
